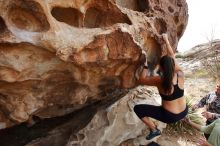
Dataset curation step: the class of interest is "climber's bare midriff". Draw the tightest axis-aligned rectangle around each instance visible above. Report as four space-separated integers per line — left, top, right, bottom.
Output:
162 97 186 114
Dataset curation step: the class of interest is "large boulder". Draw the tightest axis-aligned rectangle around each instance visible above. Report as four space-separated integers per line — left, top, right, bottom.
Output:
0 0 188 129
66 87 166 146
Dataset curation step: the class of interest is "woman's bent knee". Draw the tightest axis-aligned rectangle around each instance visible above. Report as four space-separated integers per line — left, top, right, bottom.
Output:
133 105 140 114
134 105 144 118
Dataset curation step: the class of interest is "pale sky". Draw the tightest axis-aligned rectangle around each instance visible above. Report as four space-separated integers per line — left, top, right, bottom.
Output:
177 0 220 52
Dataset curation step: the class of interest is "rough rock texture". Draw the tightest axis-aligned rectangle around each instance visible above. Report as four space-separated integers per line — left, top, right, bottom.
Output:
66 86 166 146
0 0 188 145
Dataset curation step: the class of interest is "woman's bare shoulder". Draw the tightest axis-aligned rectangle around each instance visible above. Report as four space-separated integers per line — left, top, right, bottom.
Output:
176 70 184 77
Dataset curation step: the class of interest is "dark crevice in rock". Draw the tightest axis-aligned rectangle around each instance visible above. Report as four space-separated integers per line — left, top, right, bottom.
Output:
174 14 179 24
116 0 150 13
84 7 132 28
51 6 131 28
137 0 150 12
154 18 167 34
0 104 96 146
168 6 174 13
51 7 83 27
0 16 7 34
177 1 183 7
177 24 184 38
0 89 128 146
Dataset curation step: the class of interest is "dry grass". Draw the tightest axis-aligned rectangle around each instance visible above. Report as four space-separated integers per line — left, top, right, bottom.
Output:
184 69 209 79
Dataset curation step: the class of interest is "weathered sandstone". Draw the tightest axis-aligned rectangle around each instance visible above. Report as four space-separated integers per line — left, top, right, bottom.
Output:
0 0 188 145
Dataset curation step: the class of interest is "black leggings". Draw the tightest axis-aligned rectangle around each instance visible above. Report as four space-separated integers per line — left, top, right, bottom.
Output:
134 104 188 123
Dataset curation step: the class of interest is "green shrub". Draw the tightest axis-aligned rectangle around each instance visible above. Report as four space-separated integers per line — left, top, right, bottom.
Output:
193 69 209 78
175 53 184 58
184 69 209 79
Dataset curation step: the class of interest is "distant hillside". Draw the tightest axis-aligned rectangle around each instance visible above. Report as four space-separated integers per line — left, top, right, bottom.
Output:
183 39 220 60
181 39 220 80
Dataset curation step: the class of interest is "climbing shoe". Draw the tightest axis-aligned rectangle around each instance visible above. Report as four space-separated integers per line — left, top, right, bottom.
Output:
146 129 161 140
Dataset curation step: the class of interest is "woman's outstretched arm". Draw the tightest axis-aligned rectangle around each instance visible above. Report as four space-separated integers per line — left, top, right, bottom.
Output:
183 117 202 131
162 34 175 58
136 68 161 86
162 34 182 71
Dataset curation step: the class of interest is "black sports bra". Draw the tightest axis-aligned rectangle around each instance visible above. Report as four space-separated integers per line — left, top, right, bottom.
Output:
159 73 184 101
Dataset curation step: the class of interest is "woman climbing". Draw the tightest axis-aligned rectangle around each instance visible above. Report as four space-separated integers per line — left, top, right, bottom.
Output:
134 34 188 140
